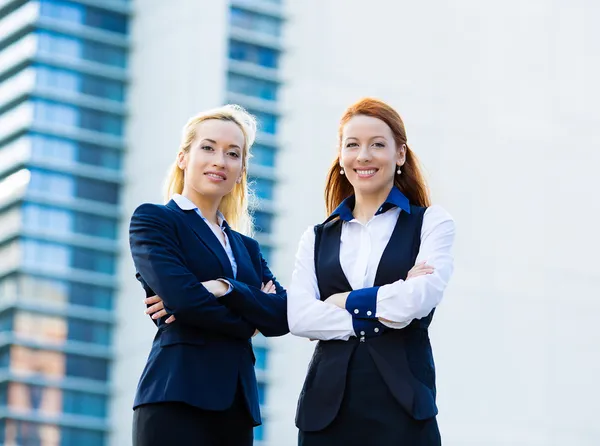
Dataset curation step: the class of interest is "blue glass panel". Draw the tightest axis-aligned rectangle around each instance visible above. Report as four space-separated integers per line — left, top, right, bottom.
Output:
230 7 282 37
253 211 273 234
35 65 125 101
253 345 267 370
251 177 275 200
229 40 279 68
227 73 278 101
251 144 276 167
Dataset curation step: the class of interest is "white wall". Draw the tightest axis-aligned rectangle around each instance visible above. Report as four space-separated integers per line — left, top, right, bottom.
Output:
268 1 600 445
109 1 229 445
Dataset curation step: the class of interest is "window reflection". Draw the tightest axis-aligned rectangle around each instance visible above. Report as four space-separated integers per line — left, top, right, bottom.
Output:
251 144 276 167
28 169 120 204
230 7 282 37
37 31 127 68
40 0 128 34
229 40 279 69
30 134 122 170
35 65 126 101
227 73 278 101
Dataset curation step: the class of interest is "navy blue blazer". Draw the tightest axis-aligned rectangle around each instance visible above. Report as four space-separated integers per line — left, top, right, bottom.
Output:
129 200 288 426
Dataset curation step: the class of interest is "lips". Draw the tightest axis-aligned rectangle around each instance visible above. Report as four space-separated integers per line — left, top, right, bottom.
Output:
204 171 227 181
354 168 379 178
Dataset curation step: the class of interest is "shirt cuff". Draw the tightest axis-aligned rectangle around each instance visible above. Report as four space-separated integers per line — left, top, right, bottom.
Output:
216 279 233 297
345 287 380 319
352 318 386 341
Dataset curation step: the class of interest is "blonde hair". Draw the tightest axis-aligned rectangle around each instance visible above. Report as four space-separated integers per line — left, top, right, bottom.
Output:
164 104 257 234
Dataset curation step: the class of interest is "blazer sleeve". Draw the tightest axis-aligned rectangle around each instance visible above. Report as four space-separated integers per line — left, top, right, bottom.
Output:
219 239 289 337
129 203 255 340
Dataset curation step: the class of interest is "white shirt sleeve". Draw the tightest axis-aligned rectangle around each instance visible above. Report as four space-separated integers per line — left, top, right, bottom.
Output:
376 205 455 325
287 226 356 341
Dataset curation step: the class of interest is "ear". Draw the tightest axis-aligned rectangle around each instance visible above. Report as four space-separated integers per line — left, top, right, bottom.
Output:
397 143 407 166
176 151 187 170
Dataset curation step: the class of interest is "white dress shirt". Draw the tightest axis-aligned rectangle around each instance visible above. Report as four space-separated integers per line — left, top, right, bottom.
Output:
172 193 237 278
287 204 455 341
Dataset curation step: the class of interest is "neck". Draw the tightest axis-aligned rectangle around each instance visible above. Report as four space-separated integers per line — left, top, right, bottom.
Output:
181 188 221 226
352 184 394 224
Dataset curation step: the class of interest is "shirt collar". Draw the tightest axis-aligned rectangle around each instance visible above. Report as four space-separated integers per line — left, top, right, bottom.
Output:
328 187 411 222
172 193 227 228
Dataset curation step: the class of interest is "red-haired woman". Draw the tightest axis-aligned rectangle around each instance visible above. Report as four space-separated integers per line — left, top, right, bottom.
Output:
288 98 455 445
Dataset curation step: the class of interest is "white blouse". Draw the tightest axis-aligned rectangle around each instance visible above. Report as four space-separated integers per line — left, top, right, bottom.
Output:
287 204 455 341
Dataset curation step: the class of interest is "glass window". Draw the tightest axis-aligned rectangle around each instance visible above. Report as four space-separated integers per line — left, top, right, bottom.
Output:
0 241 21 275
68 318 111 345
22 203 72 236
252 111 278 134
40 0 128 34
22 203 117 239
70 282 113 309
80 108 123 135
227 73 278 101
32 100 124 135
254 423 264 442
35 65 125 101
22 239 70 273
61 427 105 446
12 311 111 346
30 134 122 170
66 354 109 381
21 239 115 275
74 212 117 239
251 144 276 167
257 381 267 405
13 275 114 310
72 247 115 274
260 245 272 263
229 40 279 68
28 169 75 198
252 211 273 234
79 143 122 169
63 389 107 417
251 177 275 200
76 177 119 204
253 345 267 370
0 310 14 333
0 420 60 446
230 7 282 37
28 169 119 204
37 31 127 68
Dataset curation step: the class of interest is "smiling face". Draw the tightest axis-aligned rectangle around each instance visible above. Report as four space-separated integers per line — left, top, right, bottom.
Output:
177 119 245 200
339 114 406 196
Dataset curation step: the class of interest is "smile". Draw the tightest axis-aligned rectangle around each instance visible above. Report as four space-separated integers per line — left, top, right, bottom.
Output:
354 168 379 178
204 172 227 181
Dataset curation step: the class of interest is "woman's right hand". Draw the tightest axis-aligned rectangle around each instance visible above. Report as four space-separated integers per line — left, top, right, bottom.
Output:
406 261 435 280
144 295 176 323
261 280 276 294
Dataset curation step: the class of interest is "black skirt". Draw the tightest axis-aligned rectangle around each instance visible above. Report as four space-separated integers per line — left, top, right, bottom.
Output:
132 387 254 446
299 341 441 446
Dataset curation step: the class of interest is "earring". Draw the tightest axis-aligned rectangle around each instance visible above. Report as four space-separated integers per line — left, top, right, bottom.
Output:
397 167 402 175
340 168 345 175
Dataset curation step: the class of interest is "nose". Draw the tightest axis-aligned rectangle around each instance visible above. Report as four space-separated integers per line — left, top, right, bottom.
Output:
356 144 372 163
213 148 226 167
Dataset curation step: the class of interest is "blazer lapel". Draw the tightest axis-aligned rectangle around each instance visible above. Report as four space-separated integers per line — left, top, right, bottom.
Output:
224 226 260 285
166 200 234 278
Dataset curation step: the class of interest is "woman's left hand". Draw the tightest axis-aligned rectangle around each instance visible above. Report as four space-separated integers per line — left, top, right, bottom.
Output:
324 292 350 309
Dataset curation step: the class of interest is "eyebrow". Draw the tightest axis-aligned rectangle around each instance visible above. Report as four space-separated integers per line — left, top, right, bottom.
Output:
201 139 241 150
344 136 387 141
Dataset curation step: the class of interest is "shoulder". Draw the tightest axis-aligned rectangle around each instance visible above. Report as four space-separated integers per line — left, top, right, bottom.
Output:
236 231 260 252
130 203 178 228
422 204 455 239
424 204 454 225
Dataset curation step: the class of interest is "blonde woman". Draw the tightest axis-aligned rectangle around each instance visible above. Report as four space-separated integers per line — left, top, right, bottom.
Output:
129 105 288 446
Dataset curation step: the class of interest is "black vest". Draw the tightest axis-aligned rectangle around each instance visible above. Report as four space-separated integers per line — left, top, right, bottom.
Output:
295 205 438 432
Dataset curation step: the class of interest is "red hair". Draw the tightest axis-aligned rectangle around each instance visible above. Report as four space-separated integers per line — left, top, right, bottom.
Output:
325 98 431 215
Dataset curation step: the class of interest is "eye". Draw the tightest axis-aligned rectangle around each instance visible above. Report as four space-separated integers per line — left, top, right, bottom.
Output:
228 151 240 158
346 142 359 148
201 145 213 151
372 142 385 148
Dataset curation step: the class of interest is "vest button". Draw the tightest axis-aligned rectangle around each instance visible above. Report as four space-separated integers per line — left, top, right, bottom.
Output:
366 310 372 316
353 309 359 314
360 331 365 336
374 327 380 333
